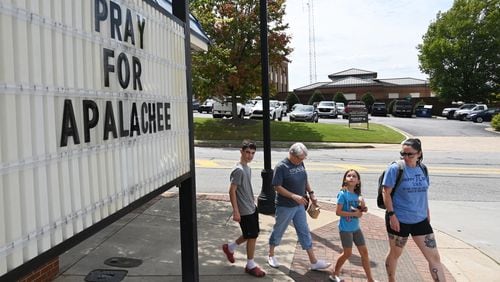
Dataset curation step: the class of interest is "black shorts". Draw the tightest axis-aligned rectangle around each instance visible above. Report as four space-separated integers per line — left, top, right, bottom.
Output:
385 215 434 237
239 209 260 239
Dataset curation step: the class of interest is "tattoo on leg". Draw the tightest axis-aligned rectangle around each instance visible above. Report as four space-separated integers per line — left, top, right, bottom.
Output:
425 234 437 248
388 233 395 240
431 268 440 281
395 236 408 248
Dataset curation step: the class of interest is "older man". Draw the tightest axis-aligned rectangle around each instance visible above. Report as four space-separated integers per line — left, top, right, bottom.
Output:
267 142 330 271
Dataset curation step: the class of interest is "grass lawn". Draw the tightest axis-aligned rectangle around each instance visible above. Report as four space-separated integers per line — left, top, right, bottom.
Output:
194 117 405 144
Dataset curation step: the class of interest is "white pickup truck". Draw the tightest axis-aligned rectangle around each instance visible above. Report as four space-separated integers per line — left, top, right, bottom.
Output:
212 97 252 118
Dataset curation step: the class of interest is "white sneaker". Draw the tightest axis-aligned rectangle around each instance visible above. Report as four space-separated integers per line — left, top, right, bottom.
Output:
310 259 331 270
267 256 280 268
328 275 343 282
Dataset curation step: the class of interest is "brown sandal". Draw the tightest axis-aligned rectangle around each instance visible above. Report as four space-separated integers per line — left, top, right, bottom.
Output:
245 266 266 277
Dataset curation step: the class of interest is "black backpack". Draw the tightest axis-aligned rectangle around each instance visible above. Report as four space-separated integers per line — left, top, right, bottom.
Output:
377 160 428 209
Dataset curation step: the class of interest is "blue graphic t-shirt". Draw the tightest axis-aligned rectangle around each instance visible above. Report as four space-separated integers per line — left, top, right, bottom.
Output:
337 190 361 232
272 158 308 207
382 162 429 224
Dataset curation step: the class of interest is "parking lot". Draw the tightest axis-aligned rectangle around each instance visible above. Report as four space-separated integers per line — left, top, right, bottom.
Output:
193 111 498 137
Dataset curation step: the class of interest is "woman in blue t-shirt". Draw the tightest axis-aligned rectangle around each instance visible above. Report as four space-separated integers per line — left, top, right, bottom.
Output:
382 138 445 282
330 169 376 282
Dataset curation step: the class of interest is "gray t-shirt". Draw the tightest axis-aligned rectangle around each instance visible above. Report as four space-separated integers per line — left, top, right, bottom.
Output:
272 158 308 207
230 163 256 216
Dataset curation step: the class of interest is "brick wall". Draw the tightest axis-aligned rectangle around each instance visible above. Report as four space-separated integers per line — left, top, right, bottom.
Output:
18 257 59 282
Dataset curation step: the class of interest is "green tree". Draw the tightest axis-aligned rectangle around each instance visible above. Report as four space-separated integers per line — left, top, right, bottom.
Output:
190 0 292 118
308 90 324 105
333 92 347 104
418 0 500 103
492 113 500 131
361 92 375 109
286 92 300 109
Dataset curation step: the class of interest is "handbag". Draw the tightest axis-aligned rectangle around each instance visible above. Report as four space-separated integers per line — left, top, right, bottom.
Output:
305 196 321 219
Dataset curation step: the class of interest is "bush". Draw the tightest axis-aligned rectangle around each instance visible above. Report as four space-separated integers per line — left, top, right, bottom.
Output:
308 90 324 105
492 114 500 131
286 92 300 109
388 100 396 114
334 92 347 104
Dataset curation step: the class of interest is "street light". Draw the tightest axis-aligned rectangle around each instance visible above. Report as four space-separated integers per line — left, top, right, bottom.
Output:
257 0 275 215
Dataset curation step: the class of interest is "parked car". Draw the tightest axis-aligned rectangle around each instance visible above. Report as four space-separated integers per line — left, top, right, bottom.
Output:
316 101 338 118
371 102 387 116
198 98 215 113
393 100 413 117
415 105 433 118
343 101 367 119
249 100 283 121
442 103 476 119
336 102 345 116
289 105 318 123
212 97 246 118
291 103 303 112
466 108 500 123
278 101 288 115
454 104 488 121
192 98 200 111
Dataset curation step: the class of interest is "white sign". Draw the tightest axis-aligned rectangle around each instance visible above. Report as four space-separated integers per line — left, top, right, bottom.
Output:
0 0 190 275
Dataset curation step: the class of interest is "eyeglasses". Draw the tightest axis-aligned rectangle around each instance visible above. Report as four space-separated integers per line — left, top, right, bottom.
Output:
400 151 417 157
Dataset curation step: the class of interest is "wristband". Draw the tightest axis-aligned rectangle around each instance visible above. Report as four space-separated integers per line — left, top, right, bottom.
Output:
387 211 395 216
308 191 314 194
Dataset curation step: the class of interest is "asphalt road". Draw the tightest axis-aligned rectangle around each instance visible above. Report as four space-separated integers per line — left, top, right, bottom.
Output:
193 112 500 262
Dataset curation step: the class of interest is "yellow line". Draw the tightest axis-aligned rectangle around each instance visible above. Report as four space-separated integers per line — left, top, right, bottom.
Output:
195 159 500 175
195 160 222 168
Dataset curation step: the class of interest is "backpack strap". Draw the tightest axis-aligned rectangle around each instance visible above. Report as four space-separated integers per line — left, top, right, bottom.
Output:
392 160 405 195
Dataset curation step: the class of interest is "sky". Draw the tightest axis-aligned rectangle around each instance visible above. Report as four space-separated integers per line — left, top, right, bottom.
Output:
284 0 455 90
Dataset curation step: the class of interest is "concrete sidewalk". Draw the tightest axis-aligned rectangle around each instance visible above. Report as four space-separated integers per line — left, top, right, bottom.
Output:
54 191 499 281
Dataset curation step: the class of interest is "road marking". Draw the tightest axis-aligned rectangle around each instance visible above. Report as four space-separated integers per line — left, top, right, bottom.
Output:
195 160 222 168
195 159 500 175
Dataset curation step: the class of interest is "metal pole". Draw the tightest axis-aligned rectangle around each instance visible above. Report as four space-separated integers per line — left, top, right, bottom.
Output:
257 0 275 215
172 0 199 281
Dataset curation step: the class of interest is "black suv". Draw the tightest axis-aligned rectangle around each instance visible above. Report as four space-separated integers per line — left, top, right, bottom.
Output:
393 100 413 117
371 102 387 116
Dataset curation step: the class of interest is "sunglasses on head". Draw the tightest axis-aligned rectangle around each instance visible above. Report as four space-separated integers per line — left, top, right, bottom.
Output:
400 151 417 157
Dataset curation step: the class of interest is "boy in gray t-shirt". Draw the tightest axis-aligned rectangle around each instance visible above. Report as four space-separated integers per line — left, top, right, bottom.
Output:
222 140 265 277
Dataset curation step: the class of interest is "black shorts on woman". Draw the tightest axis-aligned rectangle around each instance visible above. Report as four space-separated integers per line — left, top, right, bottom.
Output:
385 215 434 237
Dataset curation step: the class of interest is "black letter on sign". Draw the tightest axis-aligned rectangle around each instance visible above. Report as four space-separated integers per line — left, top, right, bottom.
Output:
103 101 118 140
103 48 115 87
130 102 141 137
132 56 142 90
110 1 122 41
60 99 80 147
157 102 164 131
118 101 129 137
83 100 99 143
164 103 171 130
137 16 145 49
94 0 107 32
117 53 130 89
123 9 135 45
148 102 156 133
141 102 148 133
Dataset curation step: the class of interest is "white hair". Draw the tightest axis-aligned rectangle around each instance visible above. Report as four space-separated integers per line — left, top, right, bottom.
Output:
289 142 308 157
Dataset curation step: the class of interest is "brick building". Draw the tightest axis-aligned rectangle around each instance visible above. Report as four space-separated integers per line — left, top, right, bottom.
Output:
290 68 434 104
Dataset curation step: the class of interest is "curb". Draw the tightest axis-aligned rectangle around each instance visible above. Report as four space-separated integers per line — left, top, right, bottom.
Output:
194 140 376 149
